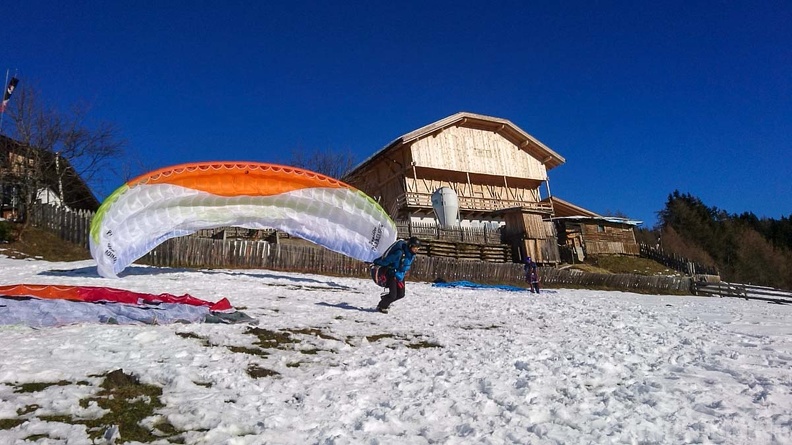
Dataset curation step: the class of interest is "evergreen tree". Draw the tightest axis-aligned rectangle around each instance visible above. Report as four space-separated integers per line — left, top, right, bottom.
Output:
657 191 792 289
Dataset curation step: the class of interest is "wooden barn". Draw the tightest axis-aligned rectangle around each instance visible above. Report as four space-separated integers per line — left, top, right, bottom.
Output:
343 112 567 264
548 196 642 262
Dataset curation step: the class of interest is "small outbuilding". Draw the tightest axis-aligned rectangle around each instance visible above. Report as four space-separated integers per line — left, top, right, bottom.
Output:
548 196 642 262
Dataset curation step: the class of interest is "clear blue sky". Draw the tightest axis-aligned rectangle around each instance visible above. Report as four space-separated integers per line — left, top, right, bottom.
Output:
4 0 790 227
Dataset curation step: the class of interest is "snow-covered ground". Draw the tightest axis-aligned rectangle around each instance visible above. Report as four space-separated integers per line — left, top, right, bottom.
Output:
1 255 791 444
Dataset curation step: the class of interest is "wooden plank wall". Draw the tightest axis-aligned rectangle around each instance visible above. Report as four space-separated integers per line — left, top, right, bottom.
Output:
521 237 561 264
410 126 547 179
502 214 559 264
344 151 409 213
581 222 640 256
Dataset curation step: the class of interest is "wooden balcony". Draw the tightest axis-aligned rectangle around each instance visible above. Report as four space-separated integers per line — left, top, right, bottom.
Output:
395 192 553 214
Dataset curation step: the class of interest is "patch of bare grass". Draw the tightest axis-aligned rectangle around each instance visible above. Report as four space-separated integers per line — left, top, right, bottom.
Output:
0 224 90 261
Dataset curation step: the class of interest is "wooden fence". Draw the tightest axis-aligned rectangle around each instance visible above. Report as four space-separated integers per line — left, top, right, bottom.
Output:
143 237 371 277
639 243 719 276
540 268 693 293
692 282 792 304
138 236 695 295
22 202 713 295
23 202 711 276
27 203 94 249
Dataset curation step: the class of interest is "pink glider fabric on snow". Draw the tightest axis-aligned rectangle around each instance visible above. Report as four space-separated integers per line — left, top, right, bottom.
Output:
0 284 232 312
0 284 237 327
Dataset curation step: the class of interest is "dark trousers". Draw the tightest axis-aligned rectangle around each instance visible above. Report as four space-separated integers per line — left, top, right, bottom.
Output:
378 277 406 309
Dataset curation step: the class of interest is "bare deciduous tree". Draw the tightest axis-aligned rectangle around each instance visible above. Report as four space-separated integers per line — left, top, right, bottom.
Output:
289 146 358 180
1 83 125 237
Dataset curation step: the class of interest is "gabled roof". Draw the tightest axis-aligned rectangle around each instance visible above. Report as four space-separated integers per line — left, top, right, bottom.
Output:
553 215 643 227
0 135 100 211
346 112 566 179
543 196 601 218
544 196 642 226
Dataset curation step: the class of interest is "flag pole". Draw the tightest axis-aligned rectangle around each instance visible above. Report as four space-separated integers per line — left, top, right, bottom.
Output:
0 69 8 135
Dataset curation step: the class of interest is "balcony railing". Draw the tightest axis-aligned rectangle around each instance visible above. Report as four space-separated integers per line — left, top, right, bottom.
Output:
395 192 553 213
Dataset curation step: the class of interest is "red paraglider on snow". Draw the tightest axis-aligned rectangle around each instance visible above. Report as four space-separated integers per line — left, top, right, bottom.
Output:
0 284 232 310
0 284 249 327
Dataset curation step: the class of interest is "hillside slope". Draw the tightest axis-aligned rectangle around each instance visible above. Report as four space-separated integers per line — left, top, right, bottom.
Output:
0 225 91 261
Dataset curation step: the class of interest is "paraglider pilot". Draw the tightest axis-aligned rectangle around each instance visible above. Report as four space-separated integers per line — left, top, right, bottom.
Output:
372 237 422 313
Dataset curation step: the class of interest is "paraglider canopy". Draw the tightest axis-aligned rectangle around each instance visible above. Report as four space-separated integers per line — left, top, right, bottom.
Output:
90 162 397 278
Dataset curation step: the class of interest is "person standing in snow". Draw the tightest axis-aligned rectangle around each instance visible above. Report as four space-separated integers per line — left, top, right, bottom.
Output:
529 269 541 294
523 256 537 274
523 256 540 293
372 237 422 313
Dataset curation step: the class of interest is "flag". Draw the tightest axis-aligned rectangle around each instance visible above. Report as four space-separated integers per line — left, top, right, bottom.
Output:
0 77 19 113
